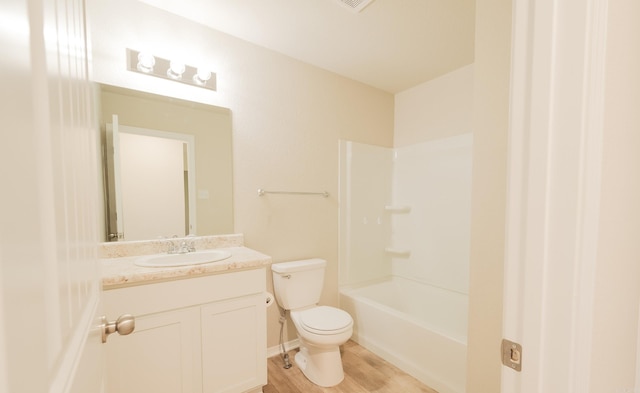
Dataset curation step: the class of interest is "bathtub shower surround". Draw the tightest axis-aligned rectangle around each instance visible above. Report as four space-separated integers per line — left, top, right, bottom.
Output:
338 134 473 393
391 135 472 293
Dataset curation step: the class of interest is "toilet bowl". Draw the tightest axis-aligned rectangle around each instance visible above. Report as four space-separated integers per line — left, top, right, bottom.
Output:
271 259 353 387
290 306 353 386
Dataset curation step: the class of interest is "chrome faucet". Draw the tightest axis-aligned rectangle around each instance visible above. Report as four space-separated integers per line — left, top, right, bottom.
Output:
185 234 197 252
178 241 190 254
166 241 177 254
166 235 196 254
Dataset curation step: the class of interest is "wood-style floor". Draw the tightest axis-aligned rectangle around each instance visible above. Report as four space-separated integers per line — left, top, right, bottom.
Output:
263 340 439 393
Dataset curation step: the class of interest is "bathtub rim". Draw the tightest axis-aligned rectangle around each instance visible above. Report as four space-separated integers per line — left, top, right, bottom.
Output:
339 276 468 345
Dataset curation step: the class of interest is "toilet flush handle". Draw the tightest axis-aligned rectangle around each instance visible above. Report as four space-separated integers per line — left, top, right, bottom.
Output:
282 274 291 279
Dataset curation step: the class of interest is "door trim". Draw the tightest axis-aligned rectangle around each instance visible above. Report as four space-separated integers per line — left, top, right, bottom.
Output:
502 0 609 391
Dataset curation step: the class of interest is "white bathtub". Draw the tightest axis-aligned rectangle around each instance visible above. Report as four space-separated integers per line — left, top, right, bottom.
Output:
340 277 468 393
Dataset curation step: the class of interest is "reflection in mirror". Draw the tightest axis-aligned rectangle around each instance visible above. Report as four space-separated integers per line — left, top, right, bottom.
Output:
106 121 197 240
98 84 233 242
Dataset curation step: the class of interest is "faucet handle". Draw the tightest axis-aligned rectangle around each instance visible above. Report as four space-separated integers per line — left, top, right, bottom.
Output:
165 235 179 254
184 234 197 252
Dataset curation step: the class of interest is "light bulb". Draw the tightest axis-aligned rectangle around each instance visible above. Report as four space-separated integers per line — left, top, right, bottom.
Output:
193 67 212 85
136 52 155 73
167 60 185 79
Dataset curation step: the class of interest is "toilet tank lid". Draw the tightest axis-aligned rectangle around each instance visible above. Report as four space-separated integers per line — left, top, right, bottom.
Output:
271 258 326 274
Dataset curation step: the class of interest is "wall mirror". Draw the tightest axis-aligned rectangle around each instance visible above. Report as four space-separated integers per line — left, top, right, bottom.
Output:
97 84 233 242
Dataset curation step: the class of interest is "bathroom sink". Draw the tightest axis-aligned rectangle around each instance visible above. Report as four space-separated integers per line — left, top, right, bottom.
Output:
134 249 232 267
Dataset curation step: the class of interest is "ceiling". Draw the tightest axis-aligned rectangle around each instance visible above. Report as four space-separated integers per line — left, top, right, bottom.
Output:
138 0 476 93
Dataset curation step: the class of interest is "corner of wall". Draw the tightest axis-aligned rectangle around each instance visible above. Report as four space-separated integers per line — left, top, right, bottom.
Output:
465 0 512 391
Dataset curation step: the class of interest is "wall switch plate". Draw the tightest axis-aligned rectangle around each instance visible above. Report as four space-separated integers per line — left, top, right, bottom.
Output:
501 339 522 371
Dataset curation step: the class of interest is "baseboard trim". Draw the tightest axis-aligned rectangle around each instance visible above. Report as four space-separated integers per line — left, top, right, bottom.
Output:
267 339 300 358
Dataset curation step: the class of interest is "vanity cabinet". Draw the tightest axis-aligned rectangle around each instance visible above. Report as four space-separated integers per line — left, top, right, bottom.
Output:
103 268 267 393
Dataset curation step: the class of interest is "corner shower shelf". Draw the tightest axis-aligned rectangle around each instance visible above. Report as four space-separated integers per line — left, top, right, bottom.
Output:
384 248 411 258
384 205 411 213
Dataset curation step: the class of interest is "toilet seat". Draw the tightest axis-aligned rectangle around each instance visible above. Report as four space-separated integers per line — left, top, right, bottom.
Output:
298 306 353 335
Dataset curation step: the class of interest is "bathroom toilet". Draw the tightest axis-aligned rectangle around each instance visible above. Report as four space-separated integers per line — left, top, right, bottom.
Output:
271 258 353 387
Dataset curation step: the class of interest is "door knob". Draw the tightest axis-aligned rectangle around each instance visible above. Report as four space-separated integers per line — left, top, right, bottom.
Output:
101 314 135 343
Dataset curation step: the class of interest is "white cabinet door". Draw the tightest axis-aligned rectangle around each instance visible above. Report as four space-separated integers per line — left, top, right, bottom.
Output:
106 308 202 393
201 294 267 393
104 269 267 393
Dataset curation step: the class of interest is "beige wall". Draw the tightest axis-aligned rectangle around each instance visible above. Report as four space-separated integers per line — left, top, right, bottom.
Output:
394 64 474 147
466 0 512 391
87 0 394 349
590 0 640 391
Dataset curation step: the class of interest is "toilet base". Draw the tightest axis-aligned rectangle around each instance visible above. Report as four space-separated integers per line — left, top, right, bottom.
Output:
295 341 345 387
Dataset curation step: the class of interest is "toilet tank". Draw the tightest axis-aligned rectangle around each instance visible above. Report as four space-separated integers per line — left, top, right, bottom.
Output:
271 258 326 310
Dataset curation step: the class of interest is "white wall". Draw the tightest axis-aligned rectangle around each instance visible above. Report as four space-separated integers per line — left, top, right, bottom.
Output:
87 0 394 348
394 64 474 147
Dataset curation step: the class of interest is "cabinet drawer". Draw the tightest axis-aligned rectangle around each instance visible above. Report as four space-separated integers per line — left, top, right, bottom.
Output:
104 268 266 317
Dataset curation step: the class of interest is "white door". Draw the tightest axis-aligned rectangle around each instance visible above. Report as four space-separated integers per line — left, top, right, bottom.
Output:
117 126 194 240
0 0 106 392
106 123 197 241
503 0 640 392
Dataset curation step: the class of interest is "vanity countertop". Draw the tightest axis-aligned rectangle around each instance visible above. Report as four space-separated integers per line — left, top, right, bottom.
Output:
101 246 271 289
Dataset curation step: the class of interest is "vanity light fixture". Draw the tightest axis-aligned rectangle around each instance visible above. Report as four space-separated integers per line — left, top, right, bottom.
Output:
126 48 216 91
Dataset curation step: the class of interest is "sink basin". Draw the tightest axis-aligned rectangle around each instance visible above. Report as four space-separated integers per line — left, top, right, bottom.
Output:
134 249 232 267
